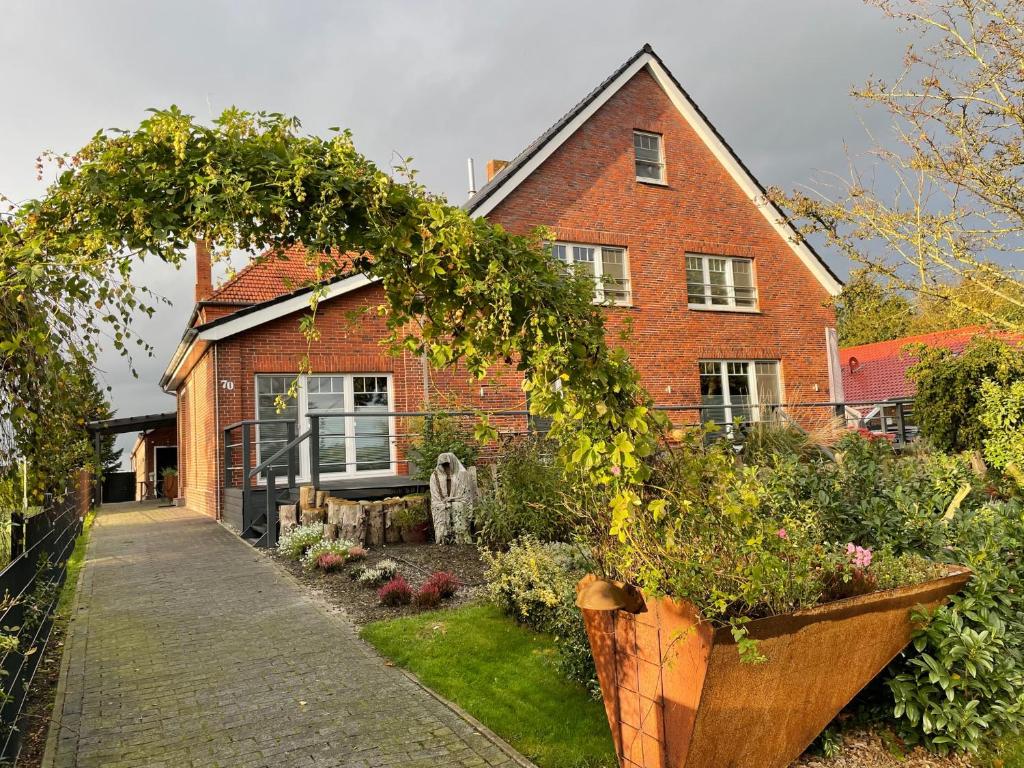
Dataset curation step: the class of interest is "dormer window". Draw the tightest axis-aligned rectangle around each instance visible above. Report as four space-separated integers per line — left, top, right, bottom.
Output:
634 131 665 183
686 254 758 310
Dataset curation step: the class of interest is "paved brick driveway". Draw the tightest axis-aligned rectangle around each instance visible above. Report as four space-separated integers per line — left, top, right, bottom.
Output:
44 502 529 768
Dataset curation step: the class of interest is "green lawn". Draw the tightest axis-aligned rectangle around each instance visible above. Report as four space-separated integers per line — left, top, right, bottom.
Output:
360 603 617 768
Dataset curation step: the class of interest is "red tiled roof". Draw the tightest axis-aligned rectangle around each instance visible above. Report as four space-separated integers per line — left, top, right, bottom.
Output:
206 245 326 304
840 326 1004 402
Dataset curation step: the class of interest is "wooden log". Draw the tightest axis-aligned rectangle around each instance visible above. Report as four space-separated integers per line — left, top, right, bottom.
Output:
365 501 385 546
315 490 329 508
279 504 298 533
383 498 403 544
323 523 339 541
341 501 366 545
299 485 316 511
301 506 326 526
326 498 347 526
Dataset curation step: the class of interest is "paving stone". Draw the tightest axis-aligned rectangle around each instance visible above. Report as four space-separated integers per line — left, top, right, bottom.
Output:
45 503 533 768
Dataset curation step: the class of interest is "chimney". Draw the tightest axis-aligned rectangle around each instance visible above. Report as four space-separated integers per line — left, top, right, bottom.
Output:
486 159 508 182
194 240 212 302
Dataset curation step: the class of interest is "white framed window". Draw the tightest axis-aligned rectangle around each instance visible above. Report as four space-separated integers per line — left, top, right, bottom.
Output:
698 360 781 426
634 130 665 183
550 242 632 306
686 254 758 310
255 373 395 480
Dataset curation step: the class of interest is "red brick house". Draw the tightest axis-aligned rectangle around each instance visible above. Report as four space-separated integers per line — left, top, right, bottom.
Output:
130 424 177 500
160 44 842 526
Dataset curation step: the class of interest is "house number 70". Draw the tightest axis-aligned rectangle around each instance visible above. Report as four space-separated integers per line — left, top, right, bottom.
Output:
220 380 234 390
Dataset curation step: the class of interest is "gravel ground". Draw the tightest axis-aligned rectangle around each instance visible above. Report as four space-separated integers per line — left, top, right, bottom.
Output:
792 728 976 767
270 542 489 625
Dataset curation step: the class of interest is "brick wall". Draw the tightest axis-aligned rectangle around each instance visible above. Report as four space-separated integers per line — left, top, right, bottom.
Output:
131 425 177 500
179 350 218 517
482 67 836 419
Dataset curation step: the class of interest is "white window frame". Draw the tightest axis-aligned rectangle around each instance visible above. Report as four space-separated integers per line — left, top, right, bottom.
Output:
698 359 782 426
550 241 632 306
686 254 758 312
633 130 666 184
254 373 396 483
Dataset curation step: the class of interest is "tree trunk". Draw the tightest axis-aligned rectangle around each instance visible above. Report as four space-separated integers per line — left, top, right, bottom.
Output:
299 485 316 510
323 523 339 541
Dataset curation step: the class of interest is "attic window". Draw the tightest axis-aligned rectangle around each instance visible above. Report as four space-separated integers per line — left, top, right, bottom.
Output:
634 131 665 183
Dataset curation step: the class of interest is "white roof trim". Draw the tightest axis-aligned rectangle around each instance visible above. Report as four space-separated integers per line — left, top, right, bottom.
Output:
197 273 377 341
471 52 842 297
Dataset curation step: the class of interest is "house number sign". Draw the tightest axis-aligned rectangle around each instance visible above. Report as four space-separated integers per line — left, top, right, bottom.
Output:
220 380 235 390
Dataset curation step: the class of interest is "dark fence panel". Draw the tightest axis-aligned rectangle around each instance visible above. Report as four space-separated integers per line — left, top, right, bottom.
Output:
0 485 85 763
101 471 135 504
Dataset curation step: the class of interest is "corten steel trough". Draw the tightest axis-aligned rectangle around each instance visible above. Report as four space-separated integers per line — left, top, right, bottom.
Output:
577 568 972 768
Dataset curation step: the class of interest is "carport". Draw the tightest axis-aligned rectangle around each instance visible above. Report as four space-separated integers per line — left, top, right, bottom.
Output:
86 412 177 504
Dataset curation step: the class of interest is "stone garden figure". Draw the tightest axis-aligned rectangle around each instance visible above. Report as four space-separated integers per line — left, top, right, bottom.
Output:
429 452 475 544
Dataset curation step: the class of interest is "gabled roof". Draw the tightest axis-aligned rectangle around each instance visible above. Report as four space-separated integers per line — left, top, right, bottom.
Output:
464 43 843 296
206 244 326 305
840 326 993 402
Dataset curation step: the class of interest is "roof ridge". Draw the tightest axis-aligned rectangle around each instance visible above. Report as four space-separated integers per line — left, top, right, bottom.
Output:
464 43 652 212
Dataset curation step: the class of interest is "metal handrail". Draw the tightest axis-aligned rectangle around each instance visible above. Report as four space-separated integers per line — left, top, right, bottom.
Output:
248 428 311 479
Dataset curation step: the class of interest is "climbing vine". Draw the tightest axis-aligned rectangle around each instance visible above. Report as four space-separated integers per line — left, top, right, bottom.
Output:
1 107 664 535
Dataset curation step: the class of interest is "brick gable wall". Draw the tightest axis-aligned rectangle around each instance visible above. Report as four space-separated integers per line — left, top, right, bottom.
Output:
484 68 836 413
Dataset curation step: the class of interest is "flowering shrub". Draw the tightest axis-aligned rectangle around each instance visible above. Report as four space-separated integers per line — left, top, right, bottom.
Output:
423 571 460 599
752 432 1024 752
301 538 356 571
316 553 348 572
347 546 368 561
356 559 399 586
485 538 598 693
276 523 324 561
378 576 413 606
414 583 443 608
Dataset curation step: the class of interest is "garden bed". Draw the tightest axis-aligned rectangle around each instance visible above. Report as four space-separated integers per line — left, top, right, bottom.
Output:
270 542 487 625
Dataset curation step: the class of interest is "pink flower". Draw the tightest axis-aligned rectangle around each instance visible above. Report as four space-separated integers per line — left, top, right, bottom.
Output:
845 543 873 569
610 465 621 476
776 528 788 540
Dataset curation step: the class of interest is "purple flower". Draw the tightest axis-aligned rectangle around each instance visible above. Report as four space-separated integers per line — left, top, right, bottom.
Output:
610 465 621 476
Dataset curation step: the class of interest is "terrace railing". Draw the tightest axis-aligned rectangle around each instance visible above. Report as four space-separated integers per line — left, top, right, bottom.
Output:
222 399 916 547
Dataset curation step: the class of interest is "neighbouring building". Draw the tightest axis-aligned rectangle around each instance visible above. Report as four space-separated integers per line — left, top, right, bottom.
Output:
160 44 843 524
839 325 1023 440
130 424 178 500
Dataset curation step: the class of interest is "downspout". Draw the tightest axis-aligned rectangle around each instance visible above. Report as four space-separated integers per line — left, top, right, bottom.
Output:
214 343 222 520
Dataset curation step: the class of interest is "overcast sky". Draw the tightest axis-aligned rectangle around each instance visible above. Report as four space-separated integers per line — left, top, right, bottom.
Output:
1 1 908 466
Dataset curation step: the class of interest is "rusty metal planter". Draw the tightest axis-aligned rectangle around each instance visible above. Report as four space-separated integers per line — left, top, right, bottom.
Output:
577 568 972 768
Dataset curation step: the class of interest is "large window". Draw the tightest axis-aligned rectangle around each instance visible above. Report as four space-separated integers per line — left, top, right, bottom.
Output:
686 255 757 310
634 131 665 183
256 375 298 476
255 373 394 479
699 360 781 426
550 242 632 305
